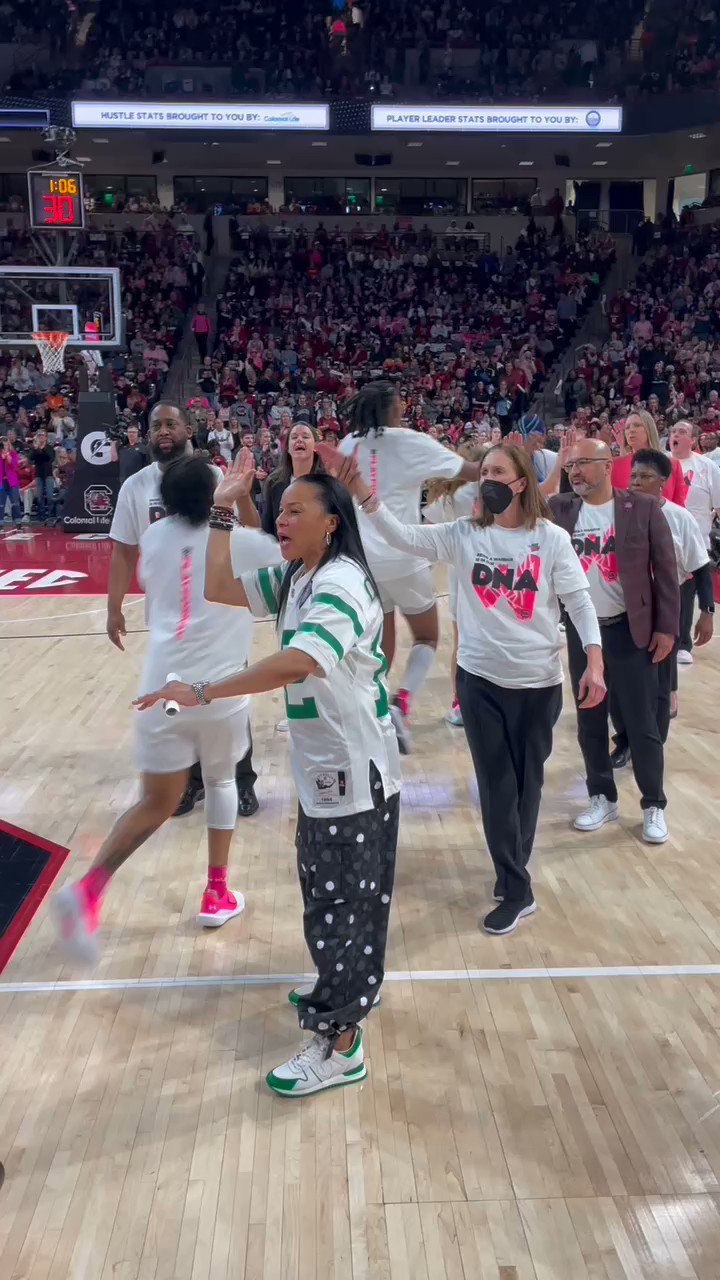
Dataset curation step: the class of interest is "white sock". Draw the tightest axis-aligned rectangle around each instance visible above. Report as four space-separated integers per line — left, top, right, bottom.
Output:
398 642 436 697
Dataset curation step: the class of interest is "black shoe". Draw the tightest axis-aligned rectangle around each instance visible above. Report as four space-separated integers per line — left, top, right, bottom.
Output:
172 784 204 817
483 895 536 935
493 880 504 902
237 787 259 818
610 745 631 770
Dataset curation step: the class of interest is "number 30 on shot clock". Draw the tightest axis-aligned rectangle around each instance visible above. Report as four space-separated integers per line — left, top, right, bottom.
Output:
28 168 85 230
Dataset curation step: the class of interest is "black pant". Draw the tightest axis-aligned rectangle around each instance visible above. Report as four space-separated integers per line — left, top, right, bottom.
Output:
188 732 257 794
295 762 400 1036
456 666 562 903
612 643 676 749
566 615 665 810
679 577 696 652
195 332 208 361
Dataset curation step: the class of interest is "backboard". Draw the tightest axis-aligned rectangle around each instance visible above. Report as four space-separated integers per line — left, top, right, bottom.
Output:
0 266 122 348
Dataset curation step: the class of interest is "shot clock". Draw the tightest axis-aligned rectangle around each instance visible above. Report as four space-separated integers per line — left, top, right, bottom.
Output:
28 168 85 230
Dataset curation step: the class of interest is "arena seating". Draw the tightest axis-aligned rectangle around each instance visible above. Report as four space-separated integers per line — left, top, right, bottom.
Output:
190 219 615 454
561 219 720 457
4 0 648 101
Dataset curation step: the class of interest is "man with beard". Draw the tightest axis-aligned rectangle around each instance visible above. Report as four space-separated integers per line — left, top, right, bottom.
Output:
107 403 261 818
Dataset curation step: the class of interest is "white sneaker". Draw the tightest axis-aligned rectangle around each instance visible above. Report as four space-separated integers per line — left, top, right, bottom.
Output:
677 650 693 665
390 702 412 754
288 982 380 1009
642 806 668 844
574 795 619 832
266 1028 367 1097
445 704 464 726
276 718 289 732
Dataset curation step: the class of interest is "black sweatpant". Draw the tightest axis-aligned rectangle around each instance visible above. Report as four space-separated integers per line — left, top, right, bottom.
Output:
566 615 665 810
295 762 400 1037
611 644 676 749
188 730 257 794
456 666 562 904
679 577 696 652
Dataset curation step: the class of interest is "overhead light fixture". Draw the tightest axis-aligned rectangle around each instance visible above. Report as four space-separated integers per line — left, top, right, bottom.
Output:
595 141 612 148
92 137 109 144
211 141 220 147
592 160 607 166
689 132 707 139
75 155 92 162
0 136 10 143
311 141 327 147
407 141 423 148
518 160 534 166
266 159 281 165
446 160 460 166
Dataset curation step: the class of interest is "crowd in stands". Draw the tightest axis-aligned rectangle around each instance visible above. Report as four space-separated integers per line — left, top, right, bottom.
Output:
639 0 720 95
171 219 614 496
1 0 671 102
559 220 720 466
0 219 198 524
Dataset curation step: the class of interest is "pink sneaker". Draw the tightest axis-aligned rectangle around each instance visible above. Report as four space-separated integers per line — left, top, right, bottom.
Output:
51 882 101 965
198 887 245 928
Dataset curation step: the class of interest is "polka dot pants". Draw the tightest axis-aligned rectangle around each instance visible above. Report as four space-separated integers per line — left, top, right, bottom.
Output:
295 762 400 1037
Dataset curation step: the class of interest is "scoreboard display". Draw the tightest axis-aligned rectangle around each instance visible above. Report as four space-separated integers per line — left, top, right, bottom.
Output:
28 169 85 230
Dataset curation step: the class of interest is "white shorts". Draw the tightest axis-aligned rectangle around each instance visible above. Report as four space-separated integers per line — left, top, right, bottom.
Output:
377 565 436 616
133 703 250 777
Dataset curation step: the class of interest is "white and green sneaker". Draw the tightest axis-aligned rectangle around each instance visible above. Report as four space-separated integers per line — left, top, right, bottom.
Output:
266 1029 366 1098
288 982 380 1009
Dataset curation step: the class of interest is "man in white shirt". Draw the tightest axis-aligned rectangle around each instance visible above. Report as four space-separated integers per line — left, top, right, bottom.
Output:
108 402 261 818
668 420 720 663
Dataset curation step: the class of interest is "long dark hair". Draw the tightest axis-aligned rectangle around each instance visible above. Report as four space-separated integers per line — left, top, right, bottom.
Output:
275 472 380 626
160 456 214 526
340 379 398 438
267 421 323 488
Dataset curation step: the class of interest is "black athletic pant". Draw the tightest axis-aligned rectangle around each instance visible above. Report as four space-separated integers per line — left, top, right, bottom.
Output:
295 762 400 1037
188 731 257 794
611 644 676 749
679 577 696 652
456 666 562 904
566 615 666 810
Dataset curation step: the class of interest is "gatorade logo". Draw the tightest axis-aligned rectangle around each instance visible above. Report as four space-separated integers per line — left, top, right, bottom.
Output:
80 430 112 467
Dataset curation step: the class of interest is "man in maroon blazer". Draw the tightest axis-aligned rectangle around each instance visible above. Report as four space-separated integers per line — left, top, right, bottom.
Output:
549 438 679 845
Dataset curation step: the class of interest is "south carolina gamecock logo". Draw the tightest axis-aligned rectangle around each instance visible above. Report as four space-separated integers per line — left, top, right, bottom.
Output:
84 485 113 516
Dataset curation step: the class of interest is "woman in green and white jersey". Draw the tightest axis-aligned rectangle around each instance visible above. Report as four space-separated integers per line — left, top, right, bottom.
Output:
135 456 400 1099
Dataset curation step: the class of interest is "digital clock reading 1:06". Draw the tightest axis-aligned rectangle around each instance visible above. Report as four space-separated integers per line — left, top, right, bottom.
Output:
28 169 85 230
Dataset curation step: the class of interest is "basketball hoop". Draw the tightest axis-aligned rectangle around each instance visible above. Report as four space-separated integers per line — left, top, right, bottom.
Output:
32 330 70 374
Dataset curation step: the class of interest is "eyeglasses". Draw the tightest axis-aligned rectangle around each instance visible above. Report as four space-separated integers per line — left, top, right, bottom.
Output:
565 457 604 470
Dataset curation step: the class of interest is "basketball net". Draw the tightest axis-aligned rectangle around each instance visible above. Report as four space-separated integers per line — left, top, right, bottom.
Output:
32 330 70 374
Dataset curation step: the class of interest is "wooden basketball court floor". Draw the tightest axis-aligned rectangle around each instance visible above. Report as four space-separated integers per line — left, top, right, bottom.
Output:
1 578 720 1280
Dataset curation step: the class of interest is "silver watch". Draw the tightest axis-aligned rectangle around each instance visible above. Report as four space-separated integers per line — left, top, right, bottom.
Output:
192 680 210 705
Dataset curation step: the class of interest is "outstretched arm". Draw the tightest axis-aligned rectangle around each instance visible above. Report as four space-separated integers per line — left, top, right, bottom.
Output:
134 649 319 710
316 441 457 563
205 450 260 607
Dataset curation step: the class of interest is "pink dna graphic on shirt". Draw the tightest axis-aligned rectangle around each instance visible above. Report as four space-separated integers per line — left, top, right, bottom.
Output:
471 552 541 621
571 526 618 584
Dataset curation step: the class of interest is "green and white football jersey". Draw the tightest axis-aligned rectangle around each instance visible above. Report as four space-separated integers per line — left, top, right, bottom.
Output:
243 555 401 817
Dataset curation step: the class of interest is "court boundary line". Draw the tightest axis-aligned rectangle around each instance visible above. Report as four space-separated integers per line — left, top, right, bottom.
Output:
3 963 720 994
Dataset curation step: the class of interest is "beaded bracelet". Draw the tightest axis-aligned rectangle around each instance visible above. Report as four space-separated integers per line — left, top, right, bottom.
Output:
209 504 236 531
